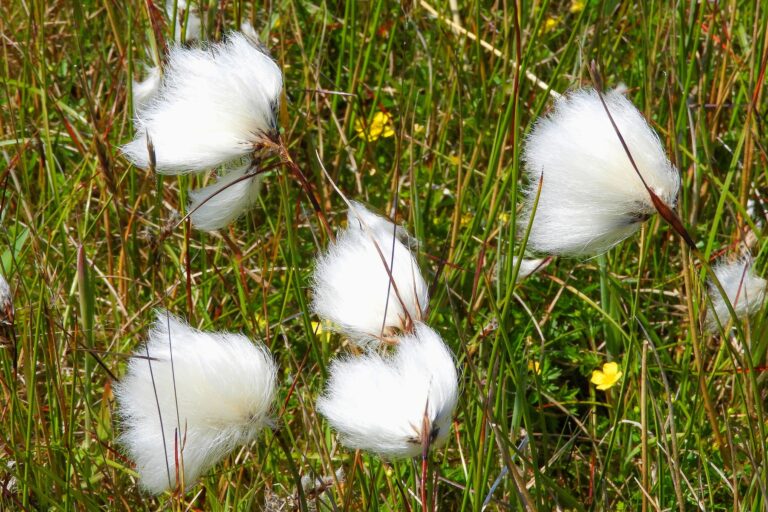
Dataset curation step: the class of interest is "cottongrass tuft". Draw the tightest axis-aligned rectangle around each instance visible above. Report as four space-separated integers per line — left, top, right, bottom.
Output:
114 312 276 494
707 257 767 332
311 202 428 346
121 31 282 173
187 163 264 231
132 66 161 115
317 323 458 458
520 88 680 256
512 256 549 282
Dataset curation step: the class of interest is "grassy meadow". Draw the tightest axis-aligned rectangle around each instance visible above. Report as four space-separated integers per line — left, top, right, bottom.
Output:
1 0 768 509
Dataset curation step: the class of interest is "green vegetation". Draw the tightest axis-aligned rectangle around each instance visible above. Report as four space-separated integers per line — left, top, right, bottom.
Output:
1 0 767 510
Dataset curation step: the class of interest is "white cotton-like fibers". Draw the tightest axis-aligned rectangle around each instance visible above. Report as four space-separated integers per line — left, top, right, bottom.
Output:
311 203 429 345
188 164 263 231
707 258 767 331
167 0 201 42
520 88 680 256
317 323 458 458
512 256 548 282
240 22 260 44
132 67 161 115
0 274 12 325
121 32 283 173
114 312 277 494
346 200 415 246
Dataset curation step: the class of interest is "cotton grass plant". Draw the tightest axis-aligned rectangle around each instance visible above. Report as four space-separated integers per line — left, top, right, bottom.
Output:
123 31 283 231
520 87 681 256
311 202 429 346
311 200 459 507
114 312 277 494
317 323 458 458
706 257 767 332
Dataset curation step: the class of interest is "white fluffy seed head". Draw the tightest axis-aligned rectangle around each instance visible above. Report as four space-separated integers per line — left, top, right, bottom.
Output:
512 256 549 282
187 164 263 231
132 66 161 115
317 323 459 458
0 274 12 326
114 312 277 494
122 32 283 174
311 202 429 346
520 88 680 256
707 258 767 331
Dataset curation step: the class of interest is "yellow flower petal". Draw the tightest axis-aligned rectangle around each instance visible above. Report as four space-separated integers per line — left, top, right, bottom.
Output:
603 361 619 376
354 118 366 136
570 0 586 13
355 111 394 142
542 16 560 34
591 361 622 390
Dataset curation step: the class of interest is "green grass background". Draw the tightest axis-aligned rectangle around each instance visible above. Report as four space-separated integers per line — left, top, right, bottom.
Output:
1 0 767 509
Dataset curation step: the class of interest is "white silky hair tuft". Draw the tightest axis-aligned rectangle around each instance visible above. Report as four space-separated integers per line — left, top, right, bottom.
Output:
0 273 12 325
166 0 201 42
512 256 548 282
707 257 767 331
121 32 282 174
188 164 264 231
520 88 680 256
317 323 458 458
132 66 161 115
114 312 277 494
311 202 429 345
240 21 260 44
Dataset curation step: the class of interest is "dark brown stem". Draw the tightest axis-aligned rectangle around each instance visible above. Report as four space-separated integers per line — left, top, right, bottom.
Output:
588 60 697 251
276 143 334 240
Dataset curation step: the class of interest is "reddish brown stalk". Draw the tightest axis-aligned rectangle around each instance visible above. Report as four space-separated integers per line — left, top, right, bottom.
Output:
145 0 168 63
588 61 697 250
420 402 432 512
275 141 334 240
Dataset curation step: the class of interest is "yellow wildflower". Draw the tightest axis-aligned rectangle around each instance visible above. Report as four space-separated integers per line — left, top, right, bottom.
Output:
528 360 541 374
591 361 622 390
355 111 395 142
570 0 586 13
542 16 560 34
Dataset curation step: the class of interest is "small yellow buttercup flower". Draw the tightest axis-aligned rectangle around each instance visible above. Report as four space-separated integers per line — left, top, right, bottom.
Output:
542 16 560 34
355 111 395 142
591 361 622 390
570 0 586 13
528 360 541 375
